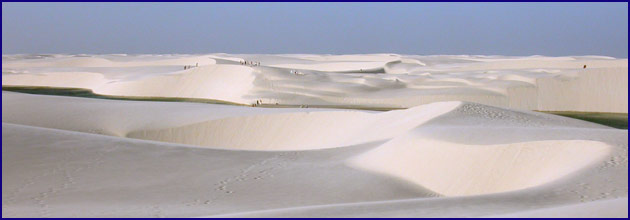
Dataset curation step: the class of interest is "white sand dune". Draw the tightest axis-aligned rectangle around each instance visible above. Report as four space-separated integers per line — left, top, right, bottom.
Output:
126 102 460 150
2 123 436 218
2 91 627 217
2 54 217 68
1 71 107 88
1 54 627 217
350 139 611 196
269 61 387 72
94 65 255 104
484 198 628 218
3 54 627 112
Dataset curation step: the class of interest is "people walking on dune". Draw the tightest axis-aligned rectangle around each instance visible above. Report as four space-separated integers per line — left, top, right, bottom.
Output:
240 61 261 67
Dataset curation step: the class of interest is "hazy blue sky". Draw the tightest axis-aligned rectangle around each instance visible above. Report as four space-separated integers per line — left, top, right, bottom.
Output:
2 2 628 57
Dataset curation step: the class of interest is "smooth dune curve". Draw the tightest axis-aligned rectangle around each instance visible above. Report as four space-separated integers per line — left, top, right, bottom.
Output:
349 137 611 196
94 64 255 103
127 102 462 150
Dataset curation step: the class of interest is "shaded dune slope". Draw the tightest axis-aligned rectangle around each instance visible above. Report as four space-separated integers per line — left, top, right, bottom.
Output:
1 92 627 217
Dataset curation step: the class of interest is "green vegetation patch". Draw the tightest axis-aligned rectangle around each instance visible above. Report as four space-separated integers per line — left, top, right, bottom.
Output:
2 86 247 106
542 111 628 129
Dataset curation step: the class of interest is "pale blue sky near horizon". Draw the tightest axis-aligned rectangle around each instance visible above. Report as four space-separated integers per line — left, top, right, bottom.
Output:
2 2 628 57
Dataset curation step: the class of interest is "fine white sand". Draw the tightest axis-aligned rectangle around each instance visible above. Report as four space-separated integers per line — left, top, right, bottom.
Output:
1 54 628 217
3 54 627 112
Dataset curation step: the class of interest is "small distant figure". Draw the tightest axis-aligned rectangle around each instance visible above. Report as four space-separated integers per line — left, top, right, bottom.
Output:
196 63 198 67
583 64 587 69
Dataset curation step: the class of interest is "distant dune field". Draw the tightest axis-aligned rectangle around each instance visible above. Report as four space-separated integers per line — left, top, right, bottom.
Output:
3 54 627 112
